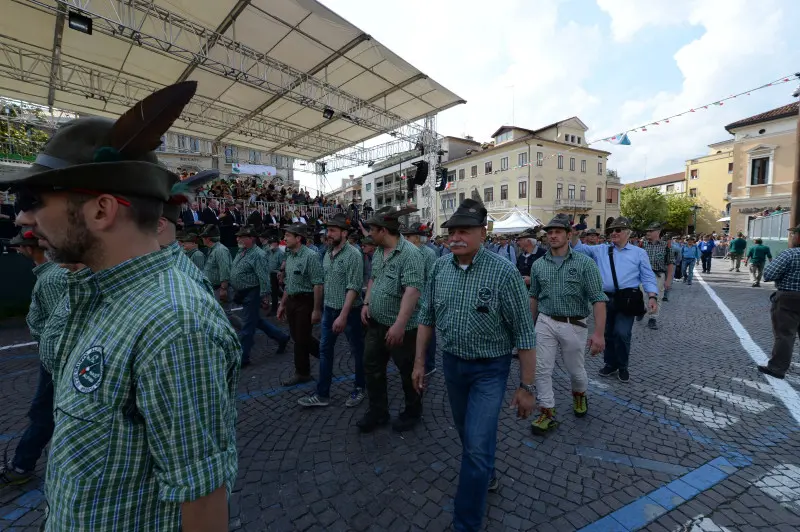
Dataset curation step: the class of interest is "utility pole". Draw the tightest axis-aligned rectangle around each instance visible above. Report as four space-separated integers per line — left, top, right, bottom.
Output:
791 74 800 247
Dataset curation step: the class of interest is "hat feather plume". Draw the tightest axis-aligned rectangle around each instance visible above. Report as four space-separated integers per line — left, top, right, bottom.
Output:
110 81 197 157
169 168 219 203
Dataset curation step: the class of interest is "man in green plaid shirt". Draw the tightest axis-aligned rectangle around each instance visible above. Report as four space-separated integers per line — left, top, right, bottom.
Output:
641 223 674 328
359 206 425 433
179 231 205 270
412 199 536 532
262 233 286 312
1 230 67 486
401 222 439 375
528 214 607 435
6 83 241 530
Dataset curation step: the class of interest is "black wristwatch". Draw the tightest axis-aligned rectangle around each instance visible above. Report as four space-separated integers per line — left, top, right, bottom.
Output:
519 382 535 394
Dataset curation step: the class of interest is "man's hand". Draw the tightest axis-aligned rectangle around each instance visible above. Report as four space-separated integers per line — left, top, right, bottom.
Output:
664 280 672 291
510 388 535 419
385 322 405 347
311 309 321 324
412 358 425 393
648 298 658 314
523 276 531 286
361 305 371 326
261 296 270 310
277 304 286 321
332 314 347 334
588 332 605 356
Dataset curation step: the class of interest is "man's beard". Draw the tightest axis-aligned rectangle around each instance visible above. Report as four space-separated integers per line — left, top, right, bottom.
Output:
328 236 342 247
47 201 99 265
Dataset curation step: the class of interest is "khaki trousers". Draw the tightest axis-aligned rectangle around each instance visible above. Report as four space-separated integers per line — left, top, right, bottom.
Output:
534 315 589 409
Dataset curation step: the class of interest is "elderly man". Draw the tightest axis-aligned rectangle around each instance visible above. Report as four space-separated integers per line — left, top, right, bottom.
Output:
571 217 658 382
493 234 516 263
758 226 800 379
640 222 674 330
179 231 205 271
412 199 536 532
515 227 547 286
584 228 600 245
3 81 240 530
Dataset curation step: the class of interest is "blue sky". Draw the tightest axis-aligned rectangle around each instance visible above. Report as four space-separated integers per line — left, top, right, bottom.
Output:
313 0 800 191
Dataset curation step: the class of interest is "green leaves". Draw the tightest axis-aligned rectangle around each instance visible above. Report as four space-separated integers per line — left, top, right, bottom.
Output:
620 186 668 231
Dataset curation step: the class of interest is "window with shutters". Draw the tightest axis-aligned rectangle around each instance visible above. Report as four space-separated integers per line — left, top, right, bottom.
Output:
518 181 527 199
500 185 508 200
536 181 543 198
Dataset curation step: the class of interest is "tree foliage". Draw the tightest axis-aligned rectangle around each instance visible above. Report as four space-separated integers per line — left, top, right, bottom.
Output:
664 194 697 232
620 186 668 230
0 104 51 160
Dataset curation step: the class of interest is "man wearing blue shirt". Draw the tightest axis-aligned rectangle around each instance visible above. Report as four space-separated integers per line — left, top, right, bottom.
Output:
698 235 716 273
571 217 658 382
681 237 702 285
493 235 517 264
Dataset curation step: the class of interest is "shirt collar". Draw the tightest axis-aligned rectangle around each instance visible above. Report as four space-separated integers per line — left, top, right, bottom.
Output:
78 245 172 296
449 244 486 269
545 247 573 263
32 260 57 277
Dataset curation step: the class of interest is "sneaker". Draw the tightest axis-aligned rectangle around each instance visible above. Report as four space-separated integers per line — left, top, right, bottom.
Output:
0 463 33 487
276 337 289 354
298 393 329 407
487 476 500 492
345 388 365 408
757 365 785 379
281 374 313 386
598 365 618 377
729 268 734 272
647 318 658 330
618 368 630 382
531 408 558 434
661 295 669 302
356 410 390 433
392 409 421 432
572 392 588 417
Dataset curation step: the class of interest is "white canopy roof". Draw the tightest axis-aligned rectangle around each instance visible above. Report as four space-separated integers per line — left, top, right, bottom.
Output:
491 210 543 234
0 0 464 162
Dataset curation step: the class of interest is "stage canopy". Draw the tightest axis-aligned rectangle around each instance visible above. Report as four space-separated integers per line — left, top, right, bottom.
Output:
491 210 543 234
0 0 464 163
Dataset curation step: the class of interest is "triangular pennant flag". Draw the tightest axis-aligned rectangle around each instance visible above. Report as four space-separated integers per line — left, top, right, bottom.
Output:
653 122 659 125
690 109 695 112
665 119 670 123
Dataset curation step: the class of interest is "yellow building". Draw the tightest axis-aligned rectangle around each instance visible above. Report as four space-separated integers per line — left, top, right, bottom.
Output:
684 140 733 234
436 118 621 230
726 102 798 234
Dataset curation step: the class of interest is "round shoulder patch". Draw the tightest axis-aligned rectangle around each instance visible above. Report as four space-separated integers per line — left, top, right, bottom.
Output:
73 346 104 394
477 287 493 302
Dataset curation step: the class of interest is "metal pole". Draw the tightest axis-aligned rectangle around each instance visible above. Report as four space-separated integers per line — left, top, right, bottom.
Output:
791 97 800 247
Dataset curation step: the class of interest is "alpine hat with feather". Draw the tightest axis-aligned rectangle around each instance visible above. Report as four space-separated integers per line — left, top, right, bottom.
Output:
324 213 351 230
0 82 198 206
441 199 488 229
366 206 419 232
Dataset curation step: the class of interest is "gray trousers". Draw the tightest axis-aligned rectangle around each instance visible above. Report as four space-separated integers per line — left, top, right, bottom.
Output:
766 291 800 374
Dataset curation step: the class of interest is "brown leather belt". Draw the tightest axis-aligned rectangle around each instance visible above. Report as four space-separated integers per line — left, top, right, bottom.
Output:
546 315 587 328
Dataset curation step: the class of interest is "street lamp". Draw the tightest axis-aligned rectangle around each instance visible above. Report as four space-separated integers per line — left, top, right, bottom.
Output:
690 204 702 233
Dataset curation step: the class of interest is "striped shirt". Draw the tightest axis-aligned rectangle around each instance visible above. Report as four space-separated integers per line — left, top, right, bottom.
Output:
764 248 800 291
26 261 67 342
322 243 363 310
369 237 424 329
45 246 240 531
284 245 324 295
529 248 607 318
203 242 232 288
231 245 269 296
418 247 536 359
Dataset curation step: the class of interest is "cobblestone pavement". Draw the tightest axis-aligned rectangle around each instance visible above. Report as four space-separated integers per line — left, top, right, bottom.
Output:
1 257 800 531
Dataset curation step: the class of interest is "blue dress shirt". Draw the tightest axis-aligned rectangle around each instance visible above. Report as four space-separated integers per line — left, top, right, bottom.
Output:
573 242 658 294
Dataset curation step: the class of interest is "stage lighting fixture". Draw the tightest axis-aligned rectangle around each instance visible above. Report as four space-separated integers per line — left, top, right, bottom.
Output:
68 11 93 35
367 161 374 167
322 107 334 120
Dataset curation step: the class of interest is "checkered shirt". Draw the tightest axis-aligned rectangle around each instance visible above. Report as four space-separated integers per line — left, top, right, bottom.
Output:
186 247 206 271
418 246 536 359
231 245 270 296
529 248 608 318
26 261 67 342
642 240 673 273
284 244 324 295
323 243 363 310
417 243 439 283
167 241 214 297
204 242 232 287
45 245 240 531
369 236 424 329
764 247 800 291
263 246 286 273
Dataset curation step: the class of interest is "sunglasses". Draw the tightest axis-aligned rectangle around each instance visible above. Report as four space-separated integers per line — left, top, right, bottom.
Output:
14 188 131 212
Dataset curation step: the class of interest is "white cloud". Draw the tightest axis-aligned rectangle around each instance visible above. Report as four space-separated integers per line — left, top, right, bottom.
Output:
596 0 694 42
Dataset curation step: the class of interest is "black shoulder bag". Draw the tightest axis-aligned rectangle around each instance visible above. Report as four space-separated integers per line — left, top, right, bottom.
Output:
608 245 646 317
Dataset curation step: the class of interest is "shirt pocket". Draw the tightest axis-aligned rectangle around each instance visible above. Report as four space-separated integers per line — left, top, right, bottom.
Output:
470 299 501 336
50 398 113 482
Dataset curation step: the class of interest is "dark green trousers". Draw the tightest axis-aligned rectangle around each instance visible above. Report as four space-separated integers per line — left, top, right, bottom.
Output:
364 319 421 417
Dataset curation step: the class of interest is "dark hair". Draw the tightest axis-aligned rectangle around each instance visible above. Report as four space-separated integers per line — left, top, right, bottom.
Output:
754 238 763 244
125 196 163 233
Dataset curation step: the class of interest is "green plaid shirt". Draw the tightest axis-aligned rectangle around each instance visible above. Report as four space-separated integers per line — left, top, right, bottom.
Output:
263 246 286 273
167 242 214 297
45 246 240 531
186 248 205 271
417 243 438 283
204 242 232 288
369 236 424 329
231 245 269 296
323 243 363 310
419 246 535 359
529 248 608 318
284 245 324 295
642 240 673 273
26 261 67 342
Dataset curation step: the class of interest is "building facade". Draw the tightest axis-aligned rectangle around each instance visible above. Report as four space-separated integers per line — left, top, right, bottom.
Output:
726 102 798 234
684 140 733 234
435 118 621 230
630 172 686 195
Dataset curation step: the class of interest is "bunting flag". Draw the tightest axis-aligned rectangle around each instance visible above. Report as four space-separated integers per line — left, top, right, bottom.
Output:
608 133 631 145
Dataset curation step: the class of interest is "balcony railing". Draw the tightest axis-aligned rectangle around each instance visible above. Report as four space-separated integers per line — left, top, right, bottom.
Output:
484 200 510 210
554 198 594 210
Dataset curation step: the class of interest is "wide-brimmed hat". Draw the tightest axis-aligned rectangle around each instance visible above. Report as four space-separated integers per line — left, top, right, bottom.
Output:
8 228 39 247
516 227 538 240
646 222 663 231
361 236 376 246
176 231 199 243
441 199 487 229
542 214 572 232
0 82 198 203
607 217 633 231
199 224 220 239
325 213 351 230
585 228 599 236
400 222 429 236
162 203 182 224
367 206 419 231
283 223 309 236
235 226 259 237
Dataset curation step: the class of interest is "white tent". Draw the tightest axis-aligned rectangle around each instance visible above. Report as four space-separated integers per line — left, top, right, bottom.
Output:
491 210 543 234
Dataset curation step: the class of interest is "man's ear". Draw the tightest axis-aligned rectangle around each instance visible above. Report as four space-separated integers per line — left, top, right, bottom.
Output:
87 195 122 231
156 217 168 236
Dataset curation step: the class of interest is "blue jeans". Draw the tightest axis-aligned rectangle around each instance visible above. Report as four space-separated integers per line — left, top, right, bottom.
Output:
425 330 437 373
239 288 289 362
317 305 365 398
443 352 512 532
604 296 635 370
13 364 54 472
682 258 696 284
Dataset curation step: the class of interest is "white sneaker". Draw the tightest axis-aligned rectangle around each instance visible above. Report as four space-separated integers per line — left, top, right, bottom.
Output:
298 393 329 407
345 388 365 407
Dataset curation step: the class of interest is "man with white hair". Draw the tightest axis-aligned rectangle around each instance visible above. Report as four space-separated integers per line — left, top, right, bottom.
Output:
515 228 547 286
571 217 658 382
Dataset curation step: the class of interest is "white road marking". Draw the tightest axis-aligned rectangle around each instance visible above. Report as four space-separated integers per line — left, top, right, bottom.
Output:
754 464 800 514
690 384 774 414
695 272 800 425
730 377 777 396
656 395 739 429
685 516 732 532
587 378 610 390
0 341 36 351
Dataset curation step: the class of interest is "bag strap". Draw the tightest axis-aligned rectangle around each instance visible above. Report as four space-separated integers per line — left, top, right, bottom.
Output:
607 244 620 292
